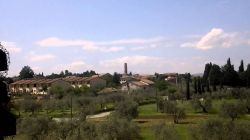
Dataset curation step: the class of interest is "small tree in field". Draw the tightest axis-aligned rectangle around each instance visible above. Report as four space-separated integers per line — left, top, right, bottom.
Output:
160 100 186 124
114 99 138 120
191 97 212 113
191 118 250 140
154 123 180 140
220 101 247 121
20 97 41 115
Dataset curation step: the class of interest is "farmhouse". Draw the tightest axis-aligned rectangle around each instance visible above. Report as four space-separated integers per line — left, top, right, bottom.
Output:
10 76 107 95
121 78 154 91
9 79 71 95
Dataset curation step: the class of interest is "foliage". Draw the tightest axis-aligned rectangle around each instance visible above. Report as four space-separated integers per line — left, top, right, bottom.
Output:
19 66 34 79
209 64 222 91
194 77 198 94
18 117 52 140
191 118 250 140
20 96 41 115
191 97 212 113
49 85 66 99
246 64 250 87
153 123 180 140
112 72 121 86
159 100 186 123
184 73 191 100
71 121 98 140
114 99 138 120
238 60 244 73
155 80 168 91
98 117 140 140
220 101 247 121
221 58 239 87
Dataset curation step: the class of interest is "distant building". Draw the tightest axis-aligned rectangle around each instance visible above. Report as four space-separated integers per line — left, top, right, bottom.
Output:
162 73 178 84
121 78 154 92
9 79 71 95
10 76 107 95
63 76 106 88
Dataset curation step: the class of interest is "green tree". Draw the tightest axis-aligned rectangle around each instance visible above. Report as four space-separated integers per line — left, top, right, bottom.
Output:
114 100 138 120
203 63 212 89
246 64 250 87
184 73 191 100
20 97 41 115
193 77 198 94
191 118 250 140
18 117 51 140
154 123 180 140
49 85 66 99
112 72 121 86
209 64 222 91
238 60 244 73
155 80 167 91
19 66 34 79
191 97 212 113
160 100 186 123
71 121 97 140
98 117 140 140
101 73 114 87
197 77 202 94
220 101 247 121
221 58 239 87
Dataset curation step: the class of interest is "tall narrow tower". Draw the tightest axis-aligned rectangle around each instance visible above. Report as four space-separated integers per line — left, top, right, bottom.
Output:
124 63 128 75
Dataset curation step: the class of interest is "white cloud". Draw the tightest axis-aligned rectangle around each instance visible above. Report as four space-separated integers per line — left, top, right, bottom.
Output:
29 52 56 62
53 61 92 73
36 37 170 52
99 55 168 74
98 56 213 74
181 28 250 50
1 41 22 53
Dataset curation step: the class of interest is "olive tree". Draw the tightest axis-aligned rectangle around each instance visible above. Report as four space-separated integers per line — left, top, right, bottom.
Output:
191 97 212 113
97 117 140 140
220 101 247 121
114 99 138 120
18 117 51 140
159 100 186 124
191 118 250 140
154 123 180 140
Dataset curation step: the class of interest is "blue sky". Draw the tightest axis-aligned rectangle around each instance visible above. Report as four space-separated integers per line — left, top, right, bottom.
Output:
1 0 250 76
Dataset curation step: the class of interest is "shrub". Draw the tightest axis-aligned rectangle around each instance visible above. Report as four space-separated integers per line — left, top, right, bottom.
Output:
220 101 247 121
159 100 186 124
191 118 250 140
153 123 180 140
191 97 212 113
97 117 140 140
114 99 138 120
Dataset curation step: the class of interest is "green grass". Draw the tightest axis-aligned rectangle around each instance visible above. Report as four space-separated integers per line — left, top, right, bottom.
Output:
140 126 155 140
137 99 250 140
138 103 161 116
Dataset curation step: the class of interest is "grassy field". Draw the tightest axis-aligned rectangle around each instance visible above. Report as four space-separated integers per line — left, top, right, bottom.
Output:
137 99 250 140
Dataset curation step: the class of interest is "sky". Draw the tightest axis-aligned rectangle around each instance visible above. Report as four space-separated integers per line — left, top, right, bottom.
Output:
1 0 250 76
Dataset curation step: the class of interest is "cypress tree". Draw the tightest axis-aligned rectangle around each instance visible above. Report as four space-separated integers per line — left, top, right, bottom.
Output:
185 73 191 100
194 77 198 94
221 58 239 87
209 64 222 91
246 64 250 87
197 77 202 94
238 60 244 73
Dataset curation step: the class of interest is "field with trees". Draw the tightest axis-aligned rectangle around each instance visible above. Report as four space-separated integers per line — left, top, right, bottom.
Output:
5 58 250 140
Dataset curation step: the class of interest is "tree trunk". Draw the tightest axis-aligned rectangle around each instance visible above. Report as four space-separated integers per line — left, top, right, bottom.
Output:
201 106 208 113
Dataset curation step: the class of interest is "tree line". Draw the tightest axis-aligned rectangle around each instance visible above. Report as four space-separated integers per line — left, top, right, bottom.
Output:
193 58 250 94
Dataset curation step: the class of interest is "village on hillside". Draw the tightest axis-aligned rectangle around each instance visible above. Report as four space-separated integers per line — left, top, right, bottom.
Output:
9 63 178 95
